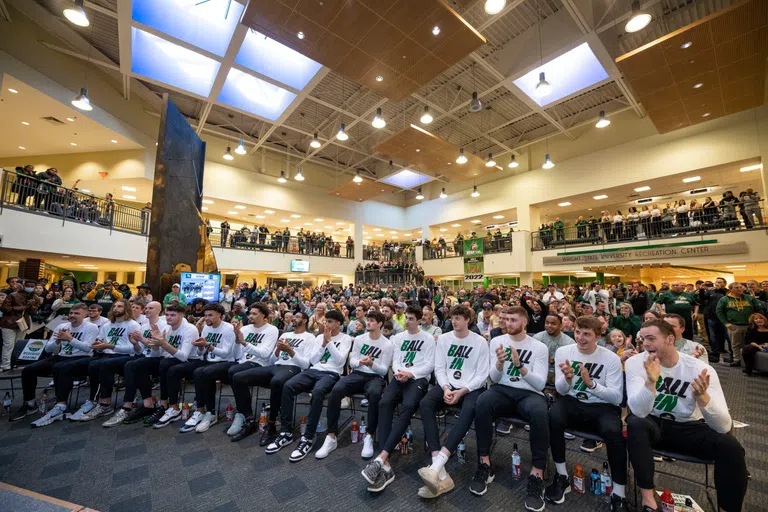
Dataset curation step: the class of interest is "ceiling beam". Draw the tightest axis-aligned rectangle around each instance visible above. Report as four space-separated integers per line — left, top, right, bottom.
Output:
39 41 120 70
0 0 12 22
86 1 117 19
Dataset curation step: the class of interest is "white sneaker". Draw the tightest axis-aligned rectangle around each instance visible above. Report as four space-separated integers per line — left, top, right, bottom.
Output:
564 432 575 440
361 434 374 459
47 380 54 388
154 407 182 429
180 411 203 433
195 411 217 433
227 413 245 436
315 435 338 459
361 398 369 407
102 408 129 428
68 400 95 421
341 397 351 409
32 404 66 428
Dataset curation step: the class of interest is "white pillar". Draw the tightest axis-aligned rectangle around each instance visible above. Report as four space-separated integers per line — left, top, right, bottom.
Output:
353 222 363 262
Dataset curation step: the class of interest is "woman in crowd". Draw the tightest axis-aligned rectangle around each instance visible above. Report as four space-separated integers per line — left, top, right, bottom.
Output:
50 287 80 320
613 210 625 241
626 207 639 239
676 199 690 228
638 205 651 238
742 313 768 376
703 196 719 227
136 283 153 303
650 203 662 237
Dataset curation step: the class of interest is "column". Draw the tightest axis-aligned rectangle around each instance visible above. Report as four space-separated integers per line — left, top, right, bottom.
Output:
516 204 541 233
353 222 363 262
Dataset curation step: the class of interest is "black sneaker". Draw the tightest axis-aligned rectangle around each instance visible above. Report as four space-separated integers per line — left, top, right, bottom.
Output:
10 402 37 422
610 494 630 511
259 423 278 446
642 506 659 512
265 432 294 454
231 418 258 443
367 466 395 493
545 473 570 504
525 475 546 511
143 406 167 427
469 462 495 496
580 439 603 453
123 406 155 424
288 436 313 462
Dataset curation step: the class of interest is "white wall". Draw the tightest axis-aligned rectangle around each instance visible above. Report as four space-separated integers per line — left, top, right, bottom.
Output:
213 247 357 276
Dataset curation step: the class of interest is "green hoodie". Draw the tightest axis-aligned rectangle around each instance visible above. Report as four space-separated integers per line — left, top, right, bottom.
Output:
716 293 762 325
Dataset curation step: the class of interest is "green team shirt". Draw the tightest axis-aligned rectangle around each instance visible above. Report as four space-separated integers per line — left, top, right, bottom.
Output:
655 291 697 317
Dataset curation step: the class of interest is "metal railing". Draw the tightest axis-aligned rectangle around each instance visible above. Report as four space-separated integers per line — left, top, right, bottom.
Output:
423 235 513 260
532 205 766 250
208 227 355 259
1 169 149 235
362 244 415 262
355 268 424 286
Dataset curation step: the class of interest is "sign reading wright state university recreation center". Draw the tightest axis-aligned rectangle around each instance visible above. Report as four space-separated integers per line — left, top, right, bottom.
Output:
542 241 748 266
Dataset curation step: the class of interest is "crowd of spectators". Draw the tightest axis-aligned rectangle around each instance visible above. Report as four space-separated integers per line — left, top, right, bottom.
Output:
362 241 415 262
422 227 514 259
355 261 425 286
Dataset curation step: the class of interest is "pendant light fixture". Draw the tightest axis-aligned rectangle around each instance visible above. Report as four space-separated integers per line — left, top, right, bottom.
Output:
336 122 349 141
353 171 363 183
420 106 433 124
294 166 305 181
310 132 322 148
440 188 447 199
484 0 506 15
71 88 93 111
595 110 611 128
485 153 496 167
415 188 424 200
533 1 550 99
624 0 652 33
469 64 483 113
223 146 234 160
63 0 89 27
508 155 519 168
372 108 386 129
471 185 480 198
456 148 468 165
235 138 247 155
542 153 554 169
277 171 287 183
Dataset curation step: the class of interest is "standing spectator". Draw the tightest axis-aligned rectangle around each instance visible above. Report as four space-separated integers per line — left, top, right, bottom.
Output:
13 165 37 206
346 236 354 258
541 284 564 304
638 205 650 238
575 216 587 239
220 219 230 248
587 215 599 241
675 199 690 228
742 188 763 227
135 283 153 303
701 278 729 362
33 167 61 210
654 281 697 340
612 210 624 240
101 193 115 226
702 196 718 227
220 285 234 313
141 202 152 234
609 302 640 339
454 233 464 256
283 227 291 253
649 203 662 237
626 207 639 239
600 211 612 242
553 217 564 242
627 283 649 316
738 192 752 229
720 191 739 229
0 278 37 371
716 281 763 367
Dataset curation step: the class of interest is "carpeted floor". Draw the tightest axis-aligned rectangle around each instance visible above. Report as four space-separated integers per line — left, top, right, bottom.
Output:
0 362 764 512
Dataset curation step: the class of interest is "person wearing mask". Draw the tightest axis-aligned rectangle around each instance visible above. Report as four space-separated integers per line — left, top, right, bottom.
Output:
10 303 98 424
69 299 142 421
662 314 708 362
266 310 352 461
417 305 489 499
0 277 37 372
545 315 627 510
716 282 763 367
101 301 168 427
654 281 698 341
626 319 746 512
470 307 549 508
316 311 393 460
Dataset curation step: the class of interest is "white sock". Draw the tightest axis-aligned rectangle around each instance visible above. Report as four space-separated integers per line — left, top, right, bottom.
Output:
613 483 625 498
26 400 35 407
555 462 568 477
429 452 449 473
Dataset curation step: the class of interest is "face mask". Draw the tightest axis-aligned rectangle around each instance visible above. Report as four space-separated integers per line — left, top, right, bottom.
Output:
24 287 34 293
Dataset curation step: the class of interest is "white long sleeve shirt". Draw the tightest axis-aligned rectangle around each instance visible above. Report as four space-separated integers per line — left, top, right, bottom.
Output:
554 344 623 406
435 330 489 392
45 321 99 357
675 338 708 363
140 317 168 357
200 321 236 362
235 323 279 366
391 330 436 381
349 333 393 377
86 316 109 329
625 352 732 433
489 335 548 394
159 319 202 361
271 331 316 369
99 320 142 355
310 332 353 375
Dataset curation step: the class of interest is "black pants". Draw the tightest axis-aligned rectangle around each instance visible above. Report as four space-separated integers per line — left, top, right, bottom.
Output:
327 371 386 435
193 361 235 411
22 356 65 402
231 364 301 419
640 217 651 238
550 396 626 484
52 356 91 403
420 385 484 454
742 344 763 374
88 354 133 400
378 378 428 454
627 415 746 512
165 359 204 405
281 369 339 439
123 356 162 403
475 385 550 469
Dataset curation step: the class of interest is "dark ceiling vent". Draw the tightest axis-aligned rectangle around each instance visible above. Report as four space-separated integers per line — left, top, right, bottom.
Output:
41 116 66 126
689 188 709 195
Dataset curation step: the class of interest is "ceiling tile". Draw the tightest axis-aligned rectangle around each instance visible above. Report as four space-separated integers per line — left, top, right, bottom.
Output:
328 0 380 46
295 0 346 27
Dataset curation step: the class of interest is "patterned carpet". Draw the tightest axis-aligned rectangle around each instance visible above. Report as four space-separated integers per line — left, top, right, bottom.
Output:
0 362 763 512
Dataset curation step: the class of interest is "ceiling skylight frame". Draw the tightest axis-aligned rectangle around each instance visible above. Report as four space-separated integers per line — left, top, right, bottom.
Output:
379 169 435 189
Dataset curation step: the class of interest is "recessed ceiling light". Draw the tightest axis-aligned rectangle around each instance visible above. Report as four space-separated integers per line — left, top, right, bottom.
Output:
471 219 482 224
7 88 17 93
314 218 324 222
389 231 398 234
111 139 118 143
484 0 506 15
80 189 90 193
70 142 77 146
336 222 345 225
18 146 25 150
375 75 383 82
297 31 304 39
202 206 208 211
693 83 703 89
740 164 763 172
439 228 447 232
122 195 137 200
280 219 290 223
21 121 29 126
256 215 266 219
234 205 246 209
415 148 420 152
702 112 710 117
290 214 301 218
376 233 384 236
304 222 313 226
594 194 608 200
558 202 571 207
451 223 461 227
432 26 440 35
294 226 302 229
725 265 747 269
373 228 381 232
202 199 214 204
493 215 504 219
682 176 701 183
227 211 238 215
264 210 274 214
680 41 693 49
121 186 137 192
634 186 651 192
66 117 75 122
403 233 411 236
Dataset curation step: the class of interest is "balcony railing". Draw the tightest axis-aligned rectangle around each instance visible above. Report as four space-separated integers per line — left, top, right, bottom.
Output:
532 205 766 251
355 268 424 286
362 244 415 262
423 235 513 260
1 169 149 235
208 227 354 259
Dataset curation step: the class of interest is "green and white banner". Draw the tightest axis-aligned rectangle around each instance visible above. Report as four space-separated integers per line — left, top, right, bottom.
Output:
463 238 484 282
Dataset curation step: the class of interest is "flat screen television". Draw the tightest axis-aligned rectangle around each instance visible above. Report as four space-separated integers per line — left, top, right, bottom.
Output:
290 260 310 272
180 272 221 302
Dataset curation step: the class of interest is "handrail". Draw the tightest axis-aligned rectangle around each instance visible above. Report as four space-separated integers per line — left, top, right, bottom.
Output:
362 244 415 262
423 234 513 260
207 226 355 259
0 169 149 236
354 269 424 286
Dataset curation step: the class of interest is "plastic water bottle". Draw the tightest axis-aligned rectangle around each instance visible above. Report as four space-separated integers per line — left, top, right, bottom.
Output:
405 425 413 451
360 416 367 437
351 421 359 443
590 468 601 495
39 391 48 416
601 461 612 501
457 439 466 464
299 415 307 436
225 402 233 422
181 402 190 421
2 392 11 415
511 443 521 479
